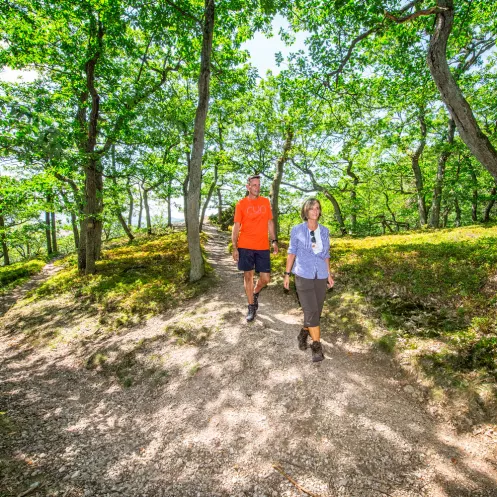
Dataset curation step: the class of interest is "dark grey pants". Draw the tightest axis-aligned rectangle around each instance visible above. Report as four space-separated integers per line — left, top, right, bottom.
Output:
295 275 328 327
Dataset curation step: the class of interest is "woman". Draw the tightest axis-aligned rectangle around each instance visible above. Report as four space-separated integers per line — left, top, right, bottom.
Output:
283 198 334 362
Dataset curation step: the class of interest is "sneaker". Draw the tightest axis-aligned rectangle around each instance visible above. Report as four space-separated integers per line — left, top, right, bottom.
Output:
297 328 309 350
246 304 257 322
311 341 324 362
253 291 260 310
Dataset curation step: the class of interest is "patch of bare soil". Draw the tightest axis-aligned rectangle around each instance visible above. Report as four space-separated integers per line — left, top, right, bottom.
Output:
1 226 496 497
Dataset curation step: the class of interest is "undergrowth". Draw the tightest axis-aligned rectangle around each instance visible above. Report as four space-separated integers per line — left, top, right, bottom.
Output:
31 230 212 329
0 259 45 294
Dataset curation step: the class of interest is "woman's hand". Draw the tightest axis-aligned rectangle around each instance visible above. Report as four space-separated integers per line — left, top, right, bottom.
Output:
327 274 334 289
283 274 290 290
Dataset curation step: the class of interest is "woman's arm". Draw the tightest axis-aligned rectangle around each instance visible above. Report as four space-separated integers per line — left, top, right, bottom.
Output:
325 257 334 288
283 253 296 290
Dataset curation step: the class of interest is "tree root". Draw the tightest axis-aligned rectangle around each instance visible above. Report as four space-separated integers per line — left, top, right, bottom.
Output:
272 462 325 497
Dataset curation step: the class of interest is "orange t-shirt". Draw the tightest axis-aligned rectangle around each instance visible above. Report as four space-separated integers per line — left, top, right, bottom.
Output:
234 196 273 250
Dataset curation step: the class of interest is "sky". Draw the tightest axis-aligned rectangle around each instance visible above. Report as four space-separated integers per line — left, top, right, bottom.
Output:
242 15 307 77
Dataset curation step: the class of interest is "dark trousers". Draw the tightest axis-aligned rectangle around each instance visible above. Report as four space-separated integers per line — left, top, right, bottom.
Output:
295 275 328 327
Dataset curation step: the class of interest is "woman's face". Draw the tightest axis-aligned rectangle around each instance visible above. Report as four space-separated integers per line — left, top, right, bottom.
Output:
308 203 321 220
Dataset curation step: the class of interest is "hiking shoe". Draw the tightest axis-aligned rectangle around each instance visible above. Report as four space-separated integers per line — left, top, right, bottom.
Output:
246 304 257 322
253 291 260 310
311 341 324 362
297 328 310 350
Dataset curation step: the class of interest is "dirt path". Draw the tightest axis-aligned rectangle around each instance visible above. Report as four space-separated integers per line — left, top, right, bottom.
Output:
0 259 62 317
1 225 496 497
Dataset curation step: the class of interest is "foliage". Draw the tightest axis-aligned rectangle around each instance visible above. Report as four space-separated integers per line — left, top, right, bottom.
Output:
208 204 235 231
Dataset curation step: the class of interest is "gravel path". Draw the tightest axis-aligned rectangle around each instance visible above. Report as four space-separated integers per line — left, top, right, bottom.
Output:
1 226 497 497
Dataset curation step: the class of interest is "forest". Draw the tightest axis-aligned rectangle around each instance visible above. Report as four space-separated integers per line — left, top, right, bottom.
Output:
2 2 497 496
1 0 497 281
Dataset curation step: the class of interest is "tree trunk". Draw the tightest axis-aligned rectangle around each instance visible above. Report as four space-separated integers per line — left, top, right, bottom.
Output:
186 0 214 282
442 206 450 227
127 185 134 227
270 127 293 238
199 164 218 232
183 150 190 229
58 188 80 251
322 189 347 235
346 160 359 234
411 111 428 226
454 197 461 226
430 118 455 228
301 165 347 235
84 159 103 274
217 187 222 223
483 185 497 222
51 211 58 253
427 0 497 181
0 215 10 266
383 192 399 231
77 218 86 269
137 188 143 229
468 166 478 222
116 210 135 241
143 188 152 235
45 211 53 255
199 181 215 232
70 211 79 249
78 19 104 274
167 177 173 228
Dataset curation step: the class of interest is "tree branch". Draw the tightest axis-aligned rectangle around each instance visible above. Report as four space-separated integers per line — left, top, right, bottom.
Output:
163 0 202 26
53 172 80 195
384 6 448 24
326 0 424 84
327 26 379 85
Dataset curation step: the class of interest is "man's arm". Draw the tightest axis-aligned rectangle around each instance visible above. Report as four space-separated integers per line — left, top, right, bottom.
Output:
232 222 241 261
268 219 278 254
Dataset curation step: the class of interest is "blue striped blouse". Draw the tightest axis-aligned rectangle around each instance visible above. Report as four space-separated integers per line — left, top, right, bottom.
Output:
288 222 330 279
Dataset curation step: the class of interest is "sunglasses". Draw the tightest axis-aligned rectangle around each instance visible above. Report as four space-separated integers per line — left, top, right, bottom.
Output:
310 230 316 244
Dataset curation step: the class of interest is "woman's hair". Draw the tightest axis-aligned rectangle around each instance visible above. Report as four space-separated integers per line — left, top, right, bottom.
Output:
301 198 322 221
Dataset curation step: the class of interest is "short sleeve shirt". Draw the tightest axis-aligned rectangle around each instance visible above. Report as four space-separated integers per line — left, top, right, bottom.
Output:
234 196 273 250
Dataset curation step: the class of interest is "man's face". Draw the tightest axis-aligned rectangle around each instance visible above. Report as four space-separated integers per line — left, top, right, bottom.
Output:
247 178 260 197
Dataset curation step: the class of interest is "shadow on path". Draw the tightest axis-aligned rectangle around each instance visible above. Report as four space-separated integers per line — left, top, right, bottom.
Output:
1 225 496 497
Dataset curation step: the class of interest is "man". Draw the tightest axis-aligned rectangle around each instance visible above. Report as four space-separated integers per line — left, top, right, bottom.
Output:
232 174 278 322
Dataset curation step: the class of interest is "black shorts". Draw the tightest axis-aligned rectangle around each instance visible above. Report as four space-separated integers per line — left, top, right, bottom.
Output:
238 248 271 273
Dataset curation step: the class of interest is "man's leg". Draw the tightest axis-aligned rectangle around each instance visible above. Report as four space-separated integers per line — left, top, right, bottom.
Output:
244 270 257 322
254 250 271 296
254 272 270 294
243 270 255 304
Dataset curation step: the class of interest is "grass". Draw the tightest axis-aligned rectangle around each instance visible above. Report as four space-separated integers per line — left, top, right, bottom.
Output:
0 259 45 294
31 231 212 330
164 322 213 346
273 224 497 420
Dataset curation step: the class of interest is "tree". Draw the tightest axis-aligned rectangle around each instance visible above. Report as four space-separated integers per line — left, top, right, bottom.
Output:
1 0 197 273
284 0 497 183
